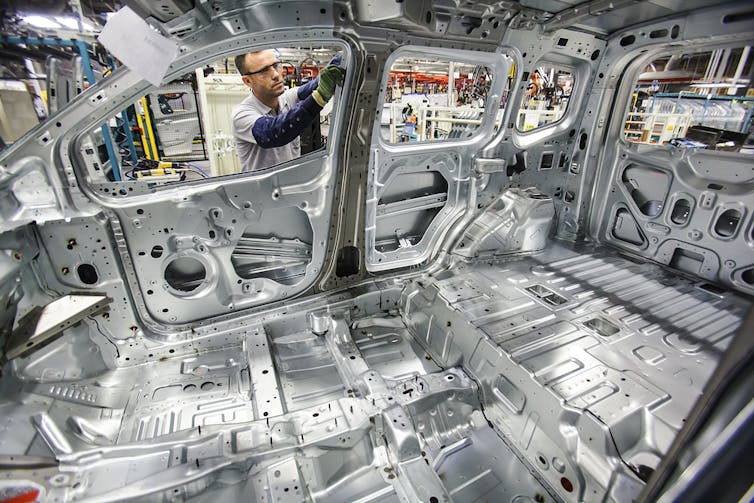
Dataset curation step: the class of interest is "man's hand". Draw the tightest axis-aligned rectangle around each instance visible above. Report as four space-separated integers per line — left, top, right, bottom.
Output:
318 66 345 101
312 65 345 106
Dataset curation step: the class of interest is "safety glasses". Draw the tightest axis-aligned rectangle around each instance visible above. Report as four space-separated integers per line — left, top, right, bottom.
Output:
243 61 282 76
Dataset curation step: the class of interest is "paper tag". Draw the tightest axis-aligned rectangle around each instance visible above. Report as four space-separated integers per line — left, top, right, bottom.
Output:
98 6 179 87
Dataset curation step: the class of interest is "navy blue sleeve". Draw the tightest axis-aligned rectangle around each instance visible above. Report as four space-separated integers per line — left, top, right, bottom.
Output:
328 52 343 67
297 78 318 100
251 95 323 148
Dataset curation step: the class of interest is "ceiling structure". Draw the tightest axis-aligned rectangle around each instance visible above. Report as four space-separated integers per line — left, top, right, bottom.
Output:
1 0 750 40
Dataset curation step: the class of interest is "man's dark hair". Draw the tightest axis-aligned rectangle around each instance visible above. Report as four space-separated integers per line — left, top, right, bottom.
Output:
234 54 247 74
235 51 270 75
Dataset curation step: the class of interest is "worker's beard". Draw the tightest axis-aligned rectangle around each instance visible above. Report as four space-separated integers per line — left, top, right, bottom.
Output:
271 80 285 96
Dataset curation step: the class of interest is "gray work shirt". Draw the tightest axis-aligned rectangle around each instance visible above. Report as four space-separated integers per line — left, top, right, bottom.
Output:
232 87 301 172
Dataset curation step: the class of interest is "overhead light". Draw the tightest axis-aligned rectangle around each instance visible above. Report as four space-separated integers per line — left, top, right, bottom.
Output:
22 15 62 29
55 16 96 31
638 70 696 81
690 82 747 88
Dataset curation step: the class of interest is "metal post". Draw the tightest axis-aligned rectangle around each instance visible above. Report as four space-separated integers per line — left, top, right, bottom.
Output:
140 96 160 160
742 104 754 136
704 49 720 82
75 39 121 181
728 46 750 95
70 0 85 33
448 61 455 107
192 86 208 160
23 58 47 119
120 110 139 165
714 48 731 96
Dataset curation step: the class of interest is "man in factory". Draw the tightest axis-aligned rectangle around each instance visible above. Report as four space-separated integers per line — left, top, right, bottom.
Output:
232 49 345 172
527 70 543 98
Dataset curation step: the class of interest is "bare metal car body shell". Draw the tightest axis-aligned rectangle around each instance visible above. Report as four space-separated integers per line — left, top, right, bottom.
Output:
0 1 753 502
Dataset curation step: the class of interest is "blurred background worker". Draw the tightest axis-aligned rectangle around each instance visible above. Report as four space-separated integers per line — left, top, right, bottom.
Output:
527 70 542 98
232 50 345 172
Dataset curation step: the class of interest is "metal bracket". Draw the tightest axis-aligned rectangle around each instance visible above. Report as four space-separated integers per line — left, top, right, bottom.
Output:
474 158 506 175
4 293 111 360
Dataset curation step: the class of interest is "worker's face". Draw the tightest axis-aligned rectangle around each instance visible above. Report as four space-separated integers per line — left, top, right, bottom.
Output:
242 50 285 100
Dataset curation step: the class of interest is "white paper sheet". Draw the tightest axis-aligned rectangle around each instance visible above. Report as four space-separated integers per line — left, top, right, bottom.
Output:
98 6 179 87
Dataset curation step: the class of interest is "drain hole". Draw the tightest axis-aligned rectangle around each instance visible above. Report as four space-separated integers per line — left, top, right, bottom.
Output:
77 264 98 285
561 477 574 492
